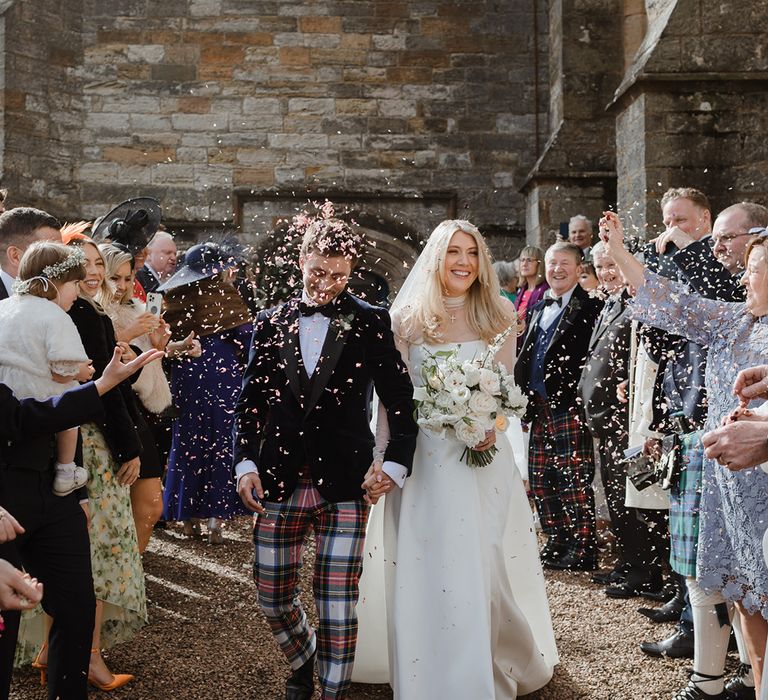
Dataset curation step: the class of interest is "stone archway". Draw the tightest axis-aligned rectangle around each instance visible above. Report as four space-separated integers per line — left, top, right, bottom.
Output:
235 191 455 307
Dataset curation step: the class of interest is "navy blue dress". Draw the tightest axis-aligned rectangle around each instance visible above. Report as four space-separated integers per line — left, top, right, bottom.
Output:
162 324 252 521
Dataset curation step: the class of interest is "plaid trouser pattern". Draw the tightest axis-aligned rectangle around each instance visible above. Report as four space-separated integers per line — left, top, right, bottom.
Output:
529 399 597 557
669 431 704 578
253 477 369 700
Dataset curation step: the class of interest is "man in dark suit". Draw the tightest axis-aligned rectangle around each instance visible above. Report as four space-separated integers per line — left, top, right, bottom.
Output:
233 218 417 700
0 347 163 700
0 207 61 299
136 230 177 294
578 242 668 598
515 240 603 571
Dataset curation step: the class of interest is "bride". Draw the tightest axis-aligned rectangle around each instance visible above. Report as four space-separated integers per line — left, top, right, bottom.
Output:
354 220 558 698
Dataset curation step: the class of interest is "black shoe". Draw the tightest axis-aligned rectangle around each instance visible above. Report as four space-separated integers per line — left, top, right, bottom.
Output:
285 652 315 700
591 569 626 586
640 581 676 602
604 581 656 599
544 552 598 572
725 664 755 700
638 595 685 623
640 629 694 659
672 679 728 700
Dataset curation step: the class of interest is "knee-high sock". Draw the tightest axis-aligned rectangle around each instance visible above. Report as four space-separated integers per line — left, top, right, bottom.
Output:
687 577 731 695
732 610 756 686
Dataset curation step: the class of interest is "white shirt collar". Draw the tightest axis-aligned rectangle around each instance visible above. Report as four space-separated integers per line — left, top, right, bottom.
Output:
545 285 577 307
0 268 15 296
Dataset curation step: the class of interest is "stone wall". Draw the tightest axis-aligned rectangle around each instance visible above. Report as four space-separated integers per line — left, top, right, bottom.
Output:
613 0 768 235
0 0 547 263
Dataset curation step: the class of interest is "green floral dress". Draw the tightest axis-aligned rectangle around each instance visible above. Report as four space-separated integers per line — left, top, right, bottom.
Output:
15 423 147 664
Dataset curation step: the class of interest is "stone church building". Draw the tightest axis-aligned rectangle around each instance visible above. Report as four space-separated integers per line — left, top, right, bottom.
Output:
0 0 765 297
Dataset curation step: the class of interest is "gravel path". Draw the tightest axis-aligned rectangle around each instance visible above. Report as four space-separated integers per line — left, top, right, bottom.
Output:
8 518 744 700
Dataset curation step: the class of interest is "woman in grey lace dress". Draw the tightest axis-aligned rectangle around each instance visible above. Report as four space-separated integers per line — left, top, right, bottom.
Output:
601 211 768 695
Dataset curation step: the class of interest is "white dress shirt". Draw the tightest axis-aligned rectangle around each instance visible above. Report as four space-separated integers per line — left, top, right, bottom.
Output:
236 292 408 491
0 269 15 297
538 285 576 331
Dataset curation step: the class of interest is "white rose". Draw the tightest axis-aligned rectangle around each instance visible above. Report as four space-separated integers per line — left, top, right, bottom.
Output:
454 419 486 448
451 386 470 404
427 372 443 390
468 389 498 415
506 383 527 409
443 371 466 391
461 361 481 387
478 368 501 395
435 392 455 409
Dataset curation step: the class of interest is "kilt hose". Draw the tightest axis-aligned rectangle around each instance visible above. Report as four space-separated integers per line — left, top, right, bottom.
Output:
253 476 369 700
529 398 597 558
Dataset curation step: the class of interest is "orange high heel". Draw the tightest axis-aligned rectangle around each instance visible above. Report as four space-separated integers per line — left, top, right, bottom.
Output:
31 644 48 686
87 649 134 691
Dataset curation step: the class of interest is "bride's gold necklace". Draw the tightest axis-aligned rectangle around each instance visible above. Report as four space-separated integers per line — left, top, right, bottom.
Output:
443 294 467 323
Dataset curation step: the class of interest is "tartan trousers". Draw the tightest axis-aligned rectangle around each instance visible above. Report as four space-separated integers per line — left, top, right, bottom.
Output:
253 477 369 700
529 399 597 557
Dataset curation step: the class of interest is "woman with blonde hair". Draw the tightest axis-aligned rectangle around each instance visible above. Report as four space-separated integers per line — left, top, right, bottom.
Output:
98 243 173 553
355 220 557 698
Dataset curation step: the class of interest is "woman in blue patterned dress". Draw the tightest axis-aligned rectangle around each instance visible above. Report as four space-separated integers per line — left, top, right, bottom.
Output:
159 243 252 544
601 211 768 695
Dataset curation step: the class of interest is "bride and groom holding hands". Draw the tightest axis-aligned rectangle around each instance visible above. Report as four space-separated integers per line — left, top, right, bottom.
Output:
233 215 558 699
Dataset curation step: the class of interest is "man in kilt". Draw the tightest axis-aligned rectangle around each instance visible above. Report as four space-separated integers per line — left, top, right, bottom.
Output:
515 241 603 571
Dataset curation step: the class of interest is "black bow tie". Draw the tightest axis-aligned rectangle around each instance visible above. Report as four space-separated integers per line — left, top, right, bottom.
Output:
543 296 562 307
299 301 338 318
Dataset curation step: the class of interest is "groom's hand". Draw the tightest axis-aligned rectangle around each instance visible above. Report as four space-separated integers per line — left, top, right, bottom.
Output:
238 473 265 514
362 460 394 504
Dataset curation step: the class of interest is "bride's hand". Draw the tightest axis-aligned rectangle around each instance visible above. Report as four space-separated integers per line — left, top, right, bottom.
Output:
474 430 496 452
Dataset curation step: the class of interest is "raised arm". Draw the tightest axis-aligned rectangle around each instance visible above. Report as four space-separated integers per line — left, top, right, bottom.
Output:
600 211 740 347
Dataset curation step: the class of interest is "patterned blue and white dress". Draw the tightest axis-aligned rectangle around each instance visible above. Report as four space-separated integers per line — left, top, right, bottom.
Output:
631 271 768 618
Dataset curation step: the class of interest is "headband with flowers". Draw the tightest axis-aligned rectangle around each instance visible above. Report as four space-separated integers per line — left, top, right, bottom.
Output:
13 247 86 295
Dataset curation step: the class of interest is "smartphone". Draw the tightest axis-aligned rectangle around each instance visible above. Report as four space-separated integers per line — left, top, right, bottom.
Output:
146 292 163 317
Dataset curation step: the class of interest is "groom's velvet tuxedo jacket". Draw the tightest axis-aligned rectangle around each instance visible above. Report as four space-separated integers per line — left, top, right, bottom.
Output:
233 291 418 504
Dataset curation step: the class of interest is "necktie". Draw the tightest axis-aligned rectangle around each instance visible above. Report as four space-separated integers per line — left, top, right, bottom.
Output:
543 296 562 307
299 300 338 318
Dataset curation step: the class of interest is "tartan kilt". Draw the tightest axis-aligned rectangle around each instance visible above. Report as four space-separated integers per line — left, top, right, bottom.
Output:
669 430 704 578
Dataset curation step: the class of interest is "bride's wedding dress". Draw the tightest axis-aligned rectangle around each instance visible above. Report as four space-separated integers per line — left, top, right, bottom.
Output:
354 338 558 699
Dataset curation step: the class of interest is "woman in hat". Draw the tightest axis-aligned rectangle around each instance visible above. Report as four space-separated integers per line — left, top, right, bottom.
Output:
160 241 253 544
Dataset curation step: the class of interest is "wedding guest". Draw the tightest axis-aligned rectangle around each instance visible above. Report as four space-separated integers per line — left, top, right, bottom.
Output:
0 346 162 700
569 214 594 258
354 219 557 698
0 207 61 300
98 243 172 553
603 211 768 697
493 259 518 303
22 236 150 690
136 230 177 293
578 242 667 597
514 245 548 321
515 241 603 571
0 189 7 215
0 242 94 496
578 261 599 293
161 241 252 543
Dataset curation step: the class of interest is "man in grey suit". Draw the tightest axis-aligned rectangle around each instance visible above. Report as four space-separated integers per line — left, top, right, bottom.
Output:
578 242 668 599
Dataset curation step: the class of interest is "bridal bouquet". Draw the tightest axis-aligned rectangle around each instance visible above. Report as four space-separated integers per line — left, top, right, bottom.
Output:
413 329 528 467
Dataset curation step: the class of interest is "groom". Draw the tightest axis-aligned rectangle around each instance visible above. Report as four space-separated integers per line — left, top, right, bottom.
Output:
233 217 418 700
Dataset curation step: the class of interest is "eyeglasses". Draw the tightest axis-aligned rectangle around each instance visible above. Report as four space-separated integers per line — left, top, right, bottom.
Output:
711 232 752 245
519 257 539 264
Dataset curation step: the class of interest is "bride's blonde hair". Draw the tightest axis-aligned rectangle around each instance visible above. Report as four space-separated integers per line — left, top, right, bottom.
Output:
398 220 514 344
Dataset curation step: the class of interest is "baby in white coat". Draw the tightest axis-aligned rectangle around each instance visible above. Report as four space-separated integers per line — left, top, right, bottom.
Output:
0 241 94 495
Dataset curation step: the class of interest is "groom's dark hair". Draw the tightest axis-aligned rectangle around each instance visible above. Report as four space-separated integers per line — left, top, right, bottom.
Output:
300 218 365 268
